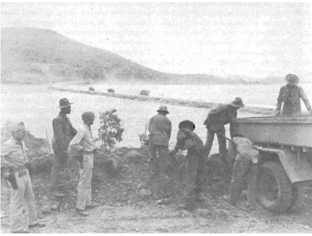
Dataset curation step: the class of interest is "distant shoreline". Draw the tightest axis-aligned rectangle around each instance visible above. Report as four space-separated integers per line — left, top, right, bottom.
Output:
49 86 275 115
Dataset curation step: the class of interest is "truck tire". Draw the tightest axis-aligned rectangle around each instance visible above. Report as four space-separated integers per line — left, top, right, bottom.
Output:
287 183 305 212
258 161 293 214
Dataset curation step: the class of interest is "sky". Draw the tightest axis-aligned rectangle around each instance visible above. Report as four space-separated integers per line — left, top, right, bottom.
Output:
1 2 312 80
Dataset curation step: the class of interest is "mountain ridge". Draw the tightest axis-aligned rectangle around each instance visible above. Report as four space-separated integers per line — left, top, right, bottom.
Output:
1 27 286 84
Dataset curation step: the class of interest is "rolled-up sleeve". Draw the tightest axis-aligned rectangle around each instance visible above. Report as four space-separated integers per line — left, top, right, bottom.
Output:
69 129 85 151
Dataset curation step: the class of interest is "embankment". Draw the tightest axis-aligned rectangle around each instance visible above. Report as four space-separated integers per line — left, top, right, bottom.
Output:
49 86 275 115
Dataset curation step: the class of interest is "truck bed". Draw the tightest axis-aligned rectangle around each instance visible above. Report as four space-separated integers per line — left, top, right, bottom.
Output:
232 116 312 148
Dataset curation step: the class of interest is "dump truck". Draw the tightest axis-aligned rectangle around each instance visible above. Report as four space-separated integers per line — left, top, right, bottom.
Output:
231 115 312 214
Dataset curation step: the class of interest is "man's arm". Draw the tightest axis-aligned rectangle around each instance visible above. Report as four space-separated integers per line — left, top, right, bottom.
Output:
69 128 85 152
167 119 172 140
276 87 284 114
53 118 66 150
1 144 14 167
299 87 312 113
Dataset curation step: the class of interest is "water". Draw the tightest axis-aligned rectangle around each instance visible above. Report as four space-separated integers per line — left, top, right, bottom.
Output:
1 83 311 151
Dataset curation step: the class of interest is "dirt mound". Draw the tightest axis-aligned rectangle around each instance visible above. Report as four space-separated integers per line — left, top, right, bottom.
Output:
12 146 232 213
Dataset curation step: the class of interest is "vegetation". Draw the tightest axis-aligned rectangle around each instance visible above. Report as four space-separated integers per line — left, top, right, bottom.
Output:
97 108 124 150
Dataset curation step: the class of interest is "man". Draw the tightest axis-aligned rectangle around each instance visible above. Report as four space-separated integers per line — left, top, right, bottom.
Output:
276 74 312 116
69 112 98 217
1 121 45 233
169 120 204 211
224 136 260 210
50 98 77 197
148 105 172 176
203 97 244 161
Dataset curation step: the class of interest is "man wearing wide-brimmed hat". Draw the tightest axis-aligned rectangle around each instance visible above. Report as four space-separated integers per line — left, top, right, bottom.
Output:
203 97 244 162
169 120 205 211
276 74 311 116
148 105 172 177
50 98 77 200
1 121 45 233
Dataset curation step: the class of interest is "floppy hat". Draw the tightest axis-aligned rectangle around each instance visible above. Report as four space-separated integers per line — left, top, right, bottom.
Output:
157 105 169 114
229 97 244 108
285 74 299 85
178 120 195 131
59 98 73 108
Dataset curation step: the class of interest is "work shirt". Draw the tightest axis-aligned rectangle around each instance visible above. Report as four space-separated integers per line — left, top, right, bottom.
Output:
1 137 28 169
277 84 312 116
52 112 77 152
174 129 204 157
232 137 259 163
203 104 237 131
69 123 97 153
148 114 172 147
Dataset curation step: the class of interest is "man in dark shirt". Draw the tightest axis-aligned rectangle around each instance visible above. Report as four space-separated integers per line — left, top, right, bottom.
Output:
276 74 311 116
148 105 172 177
203 97 244 161
50 98 77 197
169 120 204 211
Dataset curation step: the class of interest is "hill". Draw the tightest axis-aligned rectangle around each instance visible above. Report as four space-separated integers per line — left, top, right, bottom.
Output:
0 27 216 84
1 27 288 84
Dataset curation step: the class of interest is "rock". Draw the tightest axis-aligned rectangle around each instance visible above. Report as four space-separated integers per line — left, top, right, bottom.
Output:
139 188 152 198
42 205 51 214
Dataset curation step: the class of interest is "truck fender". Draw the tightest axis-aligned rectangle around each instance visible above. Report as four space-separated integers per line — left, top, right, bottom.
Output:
259 147 312 184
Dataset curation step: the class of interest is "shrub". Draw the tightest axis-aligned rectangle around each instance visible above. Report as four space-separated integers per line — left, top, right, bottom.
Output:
97 108 124 150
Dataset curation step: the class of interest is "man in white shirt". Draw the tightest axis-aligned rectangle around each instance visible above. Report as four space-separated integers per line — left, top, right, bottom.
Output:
69 112 98 216
1 121 45 233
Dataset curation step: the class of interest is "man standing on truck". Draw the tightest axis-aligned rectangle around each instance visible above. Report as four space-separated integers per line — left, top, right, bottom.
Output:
203 97 244 162
276 74 312 116
50 98 77 198
148 105 172 177
1 121 45 233
224 135 260 211
169 120 204 211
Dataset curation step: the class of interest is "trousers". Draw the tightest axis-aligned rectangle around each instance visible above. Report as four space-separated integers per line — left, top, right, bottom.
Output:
50 149 69 192
76 154 94 210
230 153 259 208
204 126 227 157
182 153 204 210
149 144 168 175
10 170 38 232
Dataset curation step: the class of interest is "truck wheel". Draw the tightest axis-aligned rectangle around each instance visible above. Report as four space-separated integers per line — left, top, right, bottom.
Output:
258 161 293 214
287 183 305 212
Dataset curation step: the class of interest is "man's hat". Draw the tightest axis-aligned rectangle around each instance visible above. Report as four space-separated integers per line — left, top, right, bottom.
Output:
82 111 95 121
285 74 299 85
9 121 25 133
229 97 244 108
59 98 73 108
179 120 195 131
157 105 169 114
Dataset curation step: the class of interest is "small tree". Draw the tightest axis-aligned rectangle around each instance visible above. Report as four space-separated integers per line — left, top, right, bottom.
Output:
97 108 124 151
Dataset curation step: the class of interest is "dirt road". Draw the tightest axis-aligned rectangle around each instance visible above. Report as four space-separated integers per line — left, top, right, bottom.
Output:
2 196 312 233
